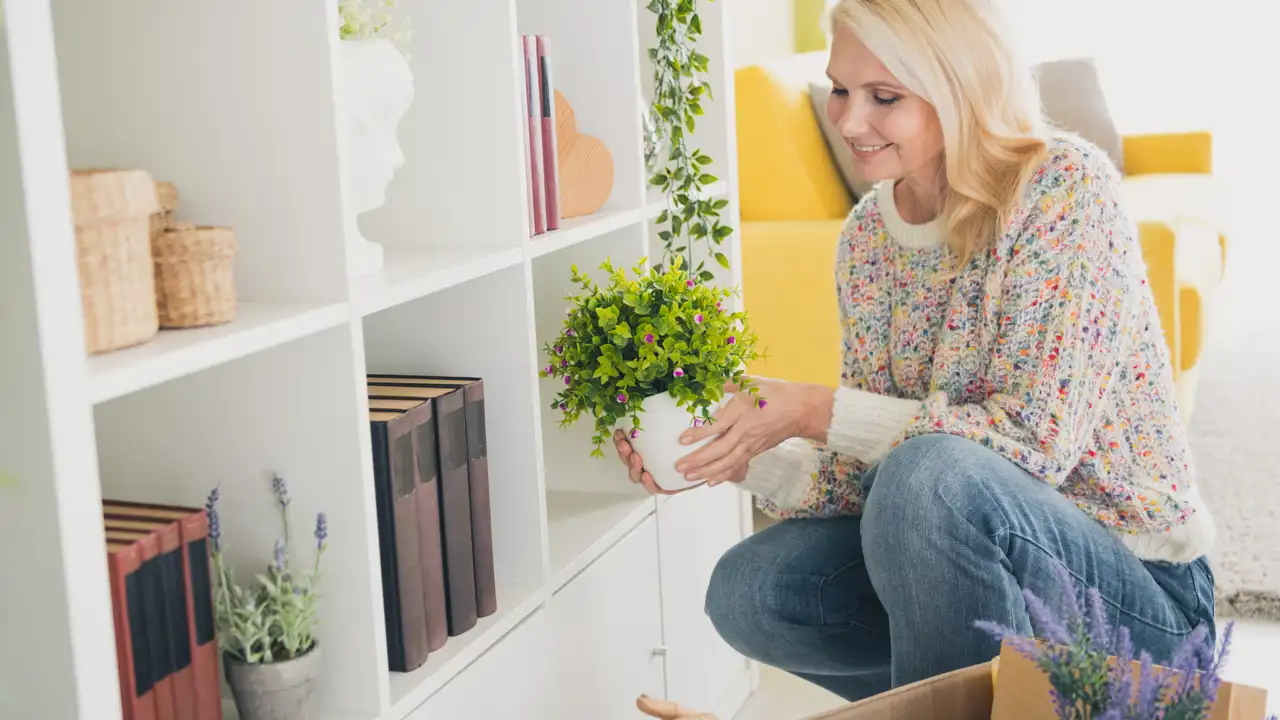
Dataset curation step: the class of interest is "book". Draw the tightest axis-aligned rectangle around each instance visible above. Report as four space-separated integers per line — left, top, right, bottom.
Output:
518 36 535 235
367 375 496 618
369 399 441 670
535 35 561 231
523 34 547 235
106 534 159 720
102 501 218 720
369 396 450 655
105 521 177 720
368 382 478 635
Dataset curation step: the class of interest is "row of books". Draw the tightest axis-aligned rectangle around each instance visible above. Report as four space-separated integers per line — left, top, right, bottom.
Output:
103 500 219 720
520 34 561 236
367 374 497 672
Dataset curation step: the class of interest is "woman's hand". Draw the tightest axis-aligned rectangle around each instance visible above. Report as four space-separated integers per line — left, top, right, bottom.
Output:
675 377 832 486
613 429 697 496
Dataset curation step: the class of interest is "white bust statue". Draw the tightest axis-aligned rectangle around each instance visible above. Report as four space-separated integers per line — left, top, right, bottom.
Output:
339 38 414 276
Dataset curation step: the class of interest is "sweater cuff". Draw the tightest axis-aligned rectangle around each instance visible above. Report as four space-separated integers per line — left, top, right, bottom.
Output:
738 437 818 511
824 386 923 463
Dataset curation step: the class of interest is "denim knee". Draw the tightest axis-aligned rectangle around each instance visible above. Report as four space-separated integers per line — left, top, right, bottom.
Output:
861 434 991 566
704 538 770 657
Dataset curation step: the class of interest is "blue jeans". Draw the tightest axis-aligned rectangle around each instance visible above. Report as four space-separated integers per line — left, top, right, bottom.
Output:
705 434 1216 702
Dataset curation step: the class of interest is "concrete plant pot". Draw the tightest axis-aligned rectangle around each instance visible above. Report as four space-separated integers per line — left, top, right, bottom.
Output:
224 644 322 720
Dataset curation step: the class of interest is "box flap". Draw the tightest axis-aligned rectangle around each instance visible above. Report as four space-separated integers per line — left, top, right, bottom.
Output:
804 662 994 720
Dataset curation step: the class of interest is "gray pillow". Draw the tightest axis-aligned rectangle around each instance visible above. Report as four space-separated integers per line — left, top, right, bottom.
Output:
1032 57 1125 172
805 56 1125 201
807 82 876 200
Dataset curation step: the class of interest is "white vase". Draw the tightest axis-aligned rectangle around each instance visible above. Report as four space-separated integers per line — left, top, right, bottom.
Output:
337 38 414 276
623 392 726 492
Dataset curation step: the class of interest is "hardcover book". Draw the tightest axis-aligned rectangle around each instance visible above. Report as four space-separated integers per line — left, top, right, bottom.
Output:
535 35 561 230
368 382 479 635
368 374 496 617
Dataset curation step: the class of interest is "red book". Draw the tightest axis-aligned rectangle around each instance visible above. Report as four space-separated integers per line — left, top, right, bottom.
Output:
535 35 561 230
104 501 219 720
106 534 159 720
523 35 546 234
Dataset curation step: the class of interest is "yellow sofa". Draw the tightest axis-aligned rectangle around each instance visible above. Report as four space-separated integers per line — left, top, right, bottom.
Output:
734 54 1226 425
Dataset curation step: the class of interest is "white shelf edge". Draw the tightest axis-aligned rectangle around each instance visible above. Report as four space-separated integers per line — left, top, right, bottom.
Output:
354 246 525 317
527 205 645 259
87 300 350 405
643 180 729 219
546 489 657 594
386 582 546 719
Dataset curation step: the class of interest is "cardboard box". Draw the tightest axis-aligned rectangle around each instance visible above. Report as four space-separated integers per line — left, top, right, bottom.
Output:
805 642 1269 720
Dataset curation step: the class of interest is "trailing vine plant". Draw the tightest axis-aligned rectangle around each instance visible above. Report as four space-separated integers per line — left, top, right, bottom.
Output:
645 0 733 281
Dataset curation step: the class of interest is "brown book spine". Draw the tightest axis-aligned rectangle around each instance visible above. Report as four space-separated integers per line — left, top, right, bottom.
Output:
460 380 496 617
408 401 450 651
434 389 478 635
136 532 177 720
105 514 196 720
370 411 431 671
108 541 158 720
177 513 219 720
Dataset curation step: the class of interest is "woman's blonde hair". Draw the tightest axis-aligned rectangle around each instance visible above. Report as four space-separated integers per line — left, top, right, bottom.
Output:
828 0 1050 260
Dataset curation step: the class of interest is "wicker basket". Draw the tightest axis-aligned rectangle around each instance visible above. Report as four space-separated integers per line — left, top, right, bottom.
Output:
153 224 237 328
69 168 161 354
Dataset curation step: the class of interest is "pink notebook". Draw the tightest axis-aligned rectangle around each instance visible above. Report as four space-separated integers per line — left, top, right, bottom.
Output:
523 35 546 235
535 35 561 230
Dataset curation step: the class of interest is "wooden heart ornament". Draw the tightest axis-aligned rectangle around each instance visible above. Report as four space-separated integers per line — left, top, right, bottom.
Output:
555 90 614 218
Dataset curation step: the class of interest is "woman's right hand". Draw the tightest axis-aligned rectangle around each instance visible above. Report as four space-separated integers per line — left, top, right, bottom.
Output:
613 430 681 496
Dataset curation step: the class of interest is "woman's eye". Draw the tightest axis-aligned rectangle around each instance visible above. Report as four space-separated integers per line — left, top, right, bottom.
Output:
830 86 848 97
874 94 900 106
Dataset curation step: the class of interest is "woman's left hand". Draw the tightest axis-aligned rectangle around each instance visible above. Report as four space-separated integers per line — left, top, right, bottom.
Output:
675 377 831 486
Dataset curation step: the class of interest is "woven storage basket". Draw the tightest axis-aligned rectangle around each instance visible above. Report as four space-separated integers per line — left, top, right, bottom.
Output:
69 168 161 354
153 223 238 328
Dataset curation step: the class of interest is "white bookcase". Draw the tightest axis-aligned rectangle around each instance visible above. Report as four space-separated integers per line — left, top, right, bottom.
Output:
0 1 755 719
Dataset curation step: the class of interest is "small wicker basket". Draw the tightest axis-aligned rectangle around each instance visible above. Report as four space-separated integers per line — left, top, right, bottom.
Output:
152 223 238 328
69 168 161 354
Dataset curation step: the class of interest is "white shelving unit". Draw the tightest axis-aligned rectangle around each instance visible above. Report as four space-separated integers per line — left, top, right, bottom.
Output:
0 1 754 719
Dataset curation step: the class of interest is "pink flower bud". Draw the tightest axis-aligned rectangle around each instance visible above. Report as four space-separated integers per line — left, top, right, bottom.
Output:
673 368 685 378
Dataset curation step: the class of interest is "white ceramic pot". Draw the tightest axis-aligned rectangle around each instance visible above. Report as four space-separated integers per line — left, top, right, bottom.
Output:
623 392 725 492
337 38 414 276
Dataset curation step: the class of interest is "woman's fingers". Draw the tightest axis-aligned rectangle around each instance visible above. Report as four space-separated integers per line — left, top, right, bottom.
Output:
687 443 750 483
678 395 744 446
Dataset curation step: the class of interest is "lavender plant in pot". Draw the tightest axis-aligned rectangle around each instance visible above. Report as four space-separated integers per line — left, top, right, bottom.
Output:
539 256 763 491
206 475 328 720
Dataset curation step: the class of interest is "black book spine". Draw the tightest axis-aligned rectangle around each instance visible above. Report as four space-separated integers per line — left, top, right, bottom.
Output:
435 392 478 635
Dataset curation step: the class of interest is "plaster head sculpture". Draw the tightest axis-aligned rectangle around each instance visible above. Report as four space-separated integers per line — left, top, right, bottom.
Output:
339 38 414 275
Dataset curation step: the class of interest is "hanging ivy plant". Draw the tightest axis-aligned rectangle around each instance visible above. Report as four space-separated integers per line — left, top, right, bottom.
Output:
645 0 733 280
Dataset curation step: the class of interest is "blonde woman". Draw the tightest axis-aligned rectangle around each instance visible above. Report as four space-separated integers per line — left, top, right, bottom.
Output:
613 0 1216 701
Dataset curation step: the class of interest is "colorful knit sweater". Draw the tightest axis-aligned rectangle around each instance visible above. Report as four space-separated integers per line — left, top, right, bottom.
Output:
739 134 1215 564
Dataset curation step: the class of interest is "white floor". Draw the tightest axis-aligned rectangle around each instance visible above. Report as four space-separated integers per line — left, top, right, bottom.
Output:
733 619 1280 719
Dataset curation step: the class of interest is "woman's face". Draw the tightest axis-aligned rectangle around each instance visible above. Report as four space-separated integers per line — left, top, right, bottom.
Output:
825 24 944 187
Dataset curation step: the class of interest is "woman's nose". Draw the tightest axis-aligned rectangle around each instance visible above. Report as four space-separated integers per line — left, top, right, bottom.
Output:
834 97 872 138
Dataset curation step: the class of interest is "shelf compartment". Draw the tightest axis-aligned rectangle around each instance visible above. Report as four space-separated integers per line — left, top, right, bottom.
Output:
51 2 349 303
353 245 524 317
546 489 654 591
87 301 349 404
92 325 386 717
386 581 544 718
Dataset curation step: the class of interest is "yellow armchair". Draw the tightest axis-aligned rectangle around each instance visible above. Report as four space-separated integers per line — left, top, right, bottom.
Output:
734 58 1225 426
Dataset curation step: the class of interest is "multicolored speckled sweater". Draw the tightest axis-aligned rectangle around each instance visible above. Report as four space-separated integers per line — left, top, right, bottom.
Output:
739 134 1215 564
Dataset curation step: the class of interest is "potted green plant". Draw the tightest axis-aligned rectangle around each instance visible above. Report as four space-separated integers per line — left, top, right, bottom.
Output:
539 256 762 490
205 475 328 720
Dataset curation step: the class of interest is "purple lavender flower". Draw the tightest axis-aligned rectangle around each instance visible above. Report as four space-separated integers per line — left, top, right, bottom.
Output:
1132 650 1162 717
1022 587 1073 646
273 538 287 573
315 512 328 550
271 473 290 509
205 487 222 552
673 367 684 378
1085 587 1110 651
1106 626 1134 712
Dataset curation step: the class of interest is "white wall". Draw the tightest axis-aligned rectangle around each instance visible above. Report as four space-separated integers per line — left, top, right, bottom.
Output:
727 0 794 67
